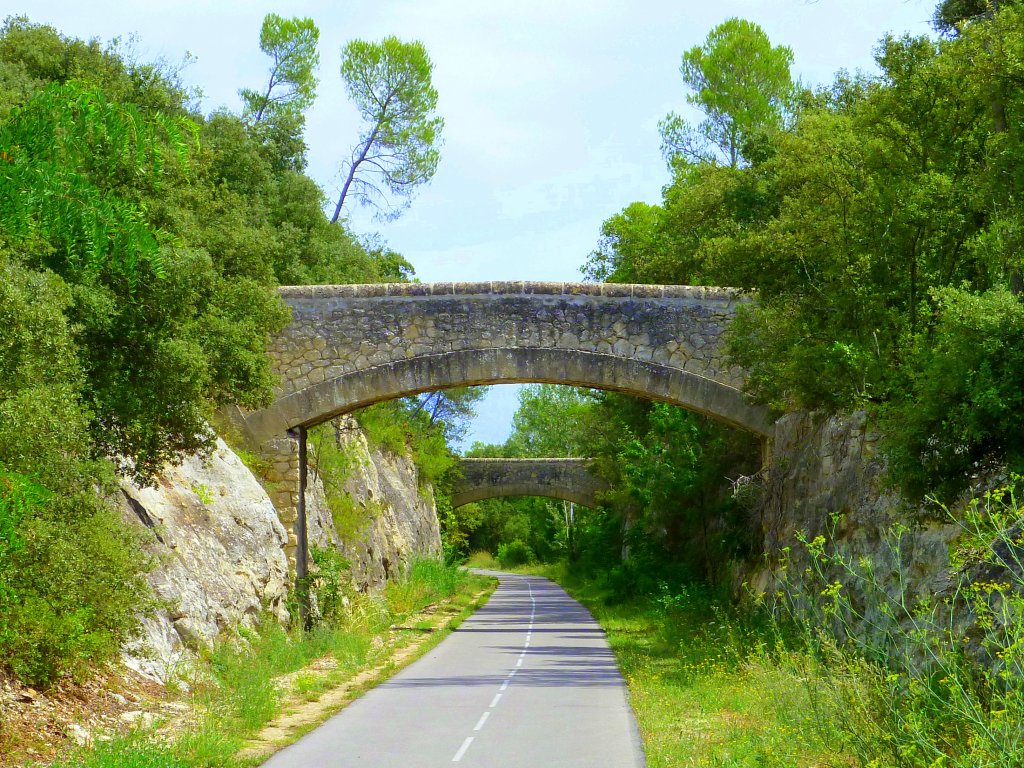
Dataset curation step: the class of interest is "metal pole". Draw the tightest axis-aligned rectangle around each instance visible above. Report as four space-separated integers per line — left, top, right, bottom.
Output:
294 426 311 629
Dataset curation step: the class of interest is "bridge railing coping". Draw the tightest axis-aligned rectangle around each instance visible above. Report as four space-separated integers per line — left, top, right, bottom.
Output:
278 282 751 301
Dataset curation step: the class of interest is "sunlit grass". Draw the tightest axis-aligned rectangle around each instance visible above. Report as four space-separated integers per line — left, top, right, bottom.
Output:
464 549 500 569
539 566 852 767
48 560 492 768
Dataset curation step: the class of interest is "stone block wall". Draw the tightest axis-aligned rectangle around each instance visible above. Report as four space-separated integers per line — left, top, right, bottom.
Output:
452 458 610 509
269 282 749 399
240 282 772 444
259 435 302 571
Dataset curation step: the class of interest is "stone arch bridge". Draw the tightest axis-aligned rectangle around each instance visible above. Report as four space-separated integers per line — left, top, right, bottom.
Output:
451 458 610 509
233 281 772 578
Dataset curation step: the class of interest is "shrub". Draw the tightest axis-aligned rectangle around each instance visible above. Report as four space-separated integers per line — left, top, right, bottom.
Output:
407 557 463 598
465 550 500 570
0 494 153 686
355 402 408 456
385 557 465 615
496 539 535 568
307 546 353 626
772 480 1024 766
884 287 1024 502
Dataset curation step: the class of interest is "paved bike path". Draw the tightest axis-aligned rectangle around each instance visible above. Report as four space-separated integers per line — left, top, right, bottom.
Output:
261 571 645 767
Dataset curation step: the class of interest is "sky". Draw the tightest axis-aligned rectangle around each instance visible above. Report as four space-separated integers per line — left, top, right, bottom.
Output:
18 0 936 448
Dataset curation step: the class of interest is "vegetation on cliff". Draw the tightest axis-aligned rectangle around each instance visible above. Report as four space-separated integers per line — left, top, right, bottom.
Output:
587 11 1024 501
0 14 436 689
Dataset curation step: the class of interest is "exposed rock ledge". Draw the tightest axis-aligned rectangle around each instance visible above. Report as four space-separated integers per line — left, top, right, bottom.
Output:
306 416 442 591
119 438 290 682
118 422 441 682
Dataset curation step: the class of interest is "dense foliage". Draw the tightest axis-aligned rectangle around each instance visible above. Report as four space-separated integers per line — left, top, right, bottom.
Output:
462 385 760 589
0 16 424 687
587 10 1024 500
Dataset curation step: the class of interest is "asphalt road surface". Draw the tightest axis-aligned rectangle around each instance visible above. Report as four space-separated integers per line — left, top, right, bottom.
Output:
261 571 646 767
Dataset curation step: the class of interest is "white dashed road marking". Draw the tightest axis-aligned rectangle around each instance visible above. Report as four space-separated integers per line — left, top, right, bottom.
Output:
450 576 537 763
452 737 474 762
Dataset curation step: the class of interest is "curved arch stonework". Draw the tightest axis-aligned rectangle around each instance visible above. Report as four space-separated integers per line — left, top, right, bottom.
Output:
242 281 775 575
451 458 610 509
241 281 772 445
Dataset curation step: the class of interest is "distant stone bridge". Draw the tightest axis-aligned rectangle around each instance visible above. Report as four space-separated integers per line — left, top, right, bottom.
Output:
451 458 610 509
234 281 773 577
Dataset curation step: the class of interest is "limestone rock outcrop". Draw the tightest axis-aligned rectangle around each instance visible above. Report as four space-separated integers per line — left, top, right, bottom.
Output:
119 419 442 681
119 437 290 682
306 416 441 591
745 411 964 644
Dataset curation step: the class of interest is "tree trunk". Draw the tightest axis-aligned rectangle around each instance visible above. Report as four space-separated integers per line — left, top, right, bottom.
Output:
331 125 381 224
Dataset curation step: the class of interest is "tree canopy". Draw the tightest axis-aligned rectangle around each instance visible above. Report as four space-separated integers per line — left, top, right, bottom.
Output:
331 37 443 222
0 16 420 686
590 8 1024 500
241 13 320 123
240 13 320 172
659 18 794 168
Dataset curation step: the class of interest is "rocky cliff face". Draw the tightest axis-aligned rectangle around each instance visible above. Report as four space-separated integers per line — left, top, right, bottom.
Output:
306 416 441 592
120 421 441 681
743 411 963 641
119 438 290 682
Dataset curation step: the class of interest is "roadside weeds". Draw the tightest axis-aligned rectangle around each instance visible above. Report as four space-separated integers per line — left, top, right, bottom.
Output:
5 570 495 768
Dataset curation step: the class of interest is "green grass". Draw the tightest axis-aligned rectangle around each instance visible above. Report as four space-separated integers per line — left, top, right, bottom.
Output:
533 564 852 768
384 557 466 615
47 559 491 768
464 550 500 569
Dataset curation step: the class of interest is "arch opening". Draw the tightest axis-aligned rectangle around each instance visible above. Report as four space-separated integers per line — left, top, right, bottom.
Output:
242 347 772 445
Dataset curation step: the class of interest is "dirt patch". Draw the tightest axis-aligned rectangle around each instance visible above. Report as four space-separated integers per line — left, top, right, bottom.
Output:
0 666 170 766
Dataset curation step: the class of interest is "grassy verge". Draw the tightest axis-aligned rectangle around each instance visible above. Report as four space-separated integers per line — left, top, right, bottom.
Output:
46 560 495 768
529 563 852 768
464 550 500 569
484 481 1024 768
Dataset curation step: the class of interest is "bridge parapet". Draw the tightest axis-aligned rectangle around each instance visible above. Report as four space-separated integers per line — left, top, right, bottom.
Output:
451 458 610 509
277 281 748 300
